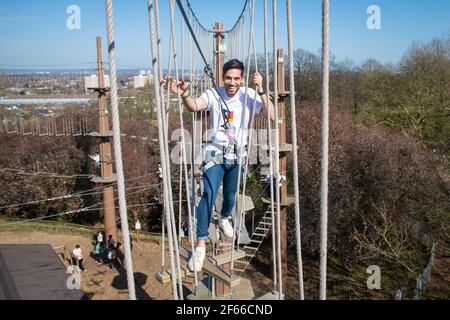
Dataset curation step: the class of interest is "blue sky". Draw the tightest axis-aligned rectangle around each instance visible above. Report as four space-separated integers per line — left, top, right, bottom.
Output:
0 0 449 69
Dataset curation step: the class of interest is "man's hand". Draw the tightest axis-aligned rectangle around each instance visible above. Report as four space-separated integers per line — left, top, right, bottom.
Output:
252 71 263 92
162 76 188 96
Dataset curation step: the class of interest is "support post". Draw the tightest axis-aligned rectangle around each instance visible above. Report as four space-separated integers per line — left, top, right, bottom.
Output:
214 22 225 86
96 36 117 241
277 48 288 289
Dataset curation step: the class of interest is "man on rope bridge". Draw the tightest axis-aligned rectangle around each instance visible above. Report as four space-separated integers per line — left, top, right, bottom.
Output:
164 59 274 272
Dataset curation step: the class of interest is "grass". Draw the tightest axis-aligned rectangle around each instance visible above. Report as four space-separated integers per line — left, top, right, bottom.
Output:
0 217 162 245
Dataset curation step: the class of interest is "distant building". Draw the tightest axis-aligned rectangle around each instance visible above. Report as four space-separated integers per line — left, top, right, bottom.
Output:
84 74 110 92
133 74 154 89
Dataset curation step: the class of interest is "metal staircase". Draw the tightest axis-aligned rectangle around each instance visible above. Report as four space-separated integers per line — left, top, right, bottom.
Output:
232 210 273 274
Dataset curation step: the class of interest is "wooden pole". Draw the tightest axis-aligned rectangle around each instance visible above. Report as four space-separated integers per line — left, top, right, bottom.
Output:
277 48 288 289
97 36 117 242
214 22 225 86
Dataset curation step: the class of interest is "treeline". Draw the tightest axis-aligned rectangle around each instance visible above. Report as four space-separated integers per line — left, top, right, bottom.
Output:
0 101 168 229
0 35 448 298
277 36 449 298
293 35 449 154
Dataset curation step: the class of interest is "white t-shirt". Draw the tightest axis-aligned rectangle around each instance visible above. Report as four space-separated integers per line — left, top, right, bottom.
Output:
201 86 262 160
73 247 83 260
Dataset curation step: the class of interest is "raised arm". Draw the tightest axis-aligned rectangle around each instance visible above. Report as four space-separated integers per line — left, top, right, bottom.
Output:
162 77 208 112
253 71 275 121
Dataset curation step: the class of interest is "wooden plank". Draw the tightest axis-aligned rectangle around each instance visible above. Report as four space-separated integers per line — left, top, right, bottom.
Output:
87 131 113 138
261 196 295 207
243 245 258 250
259 143 295 153
209 250 246 265
90 174 117 184
178 247 241 287
252 233 267 237
155 271 171 284
257 291 285 300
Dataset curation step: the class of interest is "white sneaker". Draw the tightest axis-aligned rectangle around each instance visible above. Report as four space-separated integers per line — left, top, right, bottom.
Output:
219 218 234 238
187 246 205 272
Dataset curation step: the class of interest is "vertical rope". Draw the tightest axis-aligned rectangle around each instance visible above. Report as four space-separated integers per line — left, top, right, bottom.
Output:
104 0 136 301
161 208 166 271
186 8 201 290
155 0 165 108
169 0 199 291
181 0 185 80
155 0 171 142
320 0 330 301
286 0 305 300
264 0 277 293
272 0 283 300
147 0 179 300
230 0 255 273
236 0 260 251
178 163 183 244
157 0 184 299
163 1 184 299
163 6 183 299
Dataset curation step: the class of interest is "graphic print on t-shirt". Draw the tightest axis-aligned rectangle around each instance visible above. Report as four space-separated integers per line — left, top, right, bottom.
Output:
201 87 263 160
225 111 234 123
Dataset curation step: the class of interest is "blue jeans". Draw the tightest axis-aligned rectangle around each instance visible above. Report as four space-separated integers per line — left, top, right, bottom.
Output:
196 160 240 240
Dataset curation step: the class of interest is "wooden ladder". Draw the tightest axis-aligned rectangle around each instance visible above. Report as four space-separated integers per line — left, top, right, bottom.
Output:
233 210 273 274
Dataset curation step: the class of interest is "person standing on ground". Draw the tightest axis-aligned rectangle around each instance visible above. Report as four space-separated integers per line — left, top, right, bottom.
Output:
72 244 86 272
107 244 120 271
94 242 105 265
107 234 115 249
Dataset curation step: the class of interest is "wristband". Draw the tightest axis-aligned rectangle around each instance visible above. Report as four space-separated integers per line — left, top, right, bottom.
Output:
181 90 190 99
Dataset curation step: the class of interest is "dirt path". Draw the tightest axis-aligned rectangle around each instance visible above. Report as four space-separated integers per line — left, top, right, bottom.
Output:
0 229 306 300
0 230 173 300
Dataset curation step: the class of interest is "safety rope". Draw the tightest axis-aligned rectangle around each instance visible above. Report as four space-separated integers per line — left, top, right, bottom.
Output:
286 0 305 300
234 0 260 267
147 0 179 300
320 0 330 301
176 0 232 131
264 0 278 294
105 0 136 300
169 0 199 293
271 0 283 300
185 0 248 34
230 0 254 276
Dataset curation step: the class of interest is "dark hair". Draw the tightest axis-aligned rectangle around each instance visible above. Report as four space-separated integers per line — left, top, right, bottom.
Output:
108 235 112 239
75 244 80 248
223 59 244 76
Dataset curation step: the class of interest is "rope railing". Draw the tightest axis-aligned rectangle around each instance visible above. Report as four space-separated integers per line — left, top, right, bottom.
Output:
320 0 330 301
286 0 305 300
147 0 180 300
185 0 248 34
